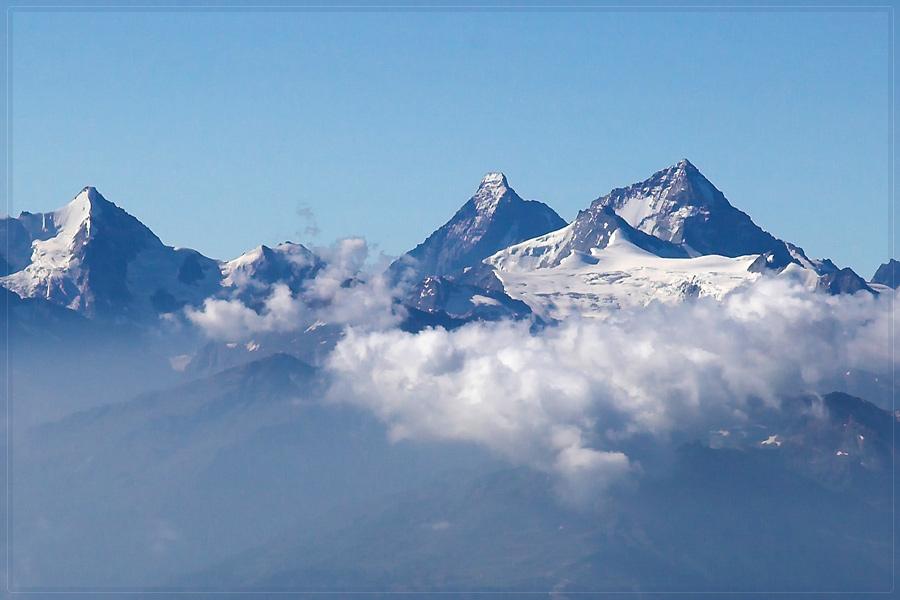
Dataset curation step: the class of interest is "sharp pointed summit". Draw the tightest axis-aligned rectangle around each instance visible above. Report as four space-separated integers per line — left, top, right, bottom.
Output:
391 173 566 282
467 172 516 215
585 159 805 268
593 159 733 243
484 159 872 320
14 186 143 249
65 186 108 213
2 162 877 328
478 171 509 187
76 185 110 206
673 157 700 174
1 187 223 318
70 186 122 221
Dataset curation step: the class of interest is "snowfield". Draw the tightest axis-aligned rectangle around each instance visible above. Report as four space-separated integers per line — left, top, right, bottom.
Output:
488 229 763 321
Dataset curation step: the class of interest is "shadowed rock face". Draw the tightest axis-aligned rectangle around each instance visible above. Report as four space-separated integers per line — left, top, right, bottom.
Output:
0 215 33 274
391 173 567 283
0 187 225 320
821 267 872 295
488 160 872 296
871 259 899 289
65 188 163 315
590 159 798 268
546 205 692 268
0 187 161 315
478 160 810 274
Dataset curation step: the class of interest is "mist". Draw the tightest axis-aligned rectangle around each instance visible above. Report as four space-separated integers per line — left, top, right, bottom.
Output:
7 253 895 591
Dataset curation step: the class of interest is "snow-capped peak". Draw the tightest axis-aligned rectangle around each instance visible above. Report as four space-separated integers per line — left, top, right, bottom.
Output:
663 158 706 192
37 186 121 244
675 157 695 171
67 186 107 212
0 186 184 317
479 172 509 188
222 241 322 293
49 187 96 236
389 173 566 281
78 185 103 201
472 172 511 213
589 159 735 250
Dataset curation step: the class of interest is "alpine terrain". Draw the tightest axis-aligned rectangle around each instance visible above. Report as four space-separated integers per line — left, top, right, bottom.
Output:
2 160 894 598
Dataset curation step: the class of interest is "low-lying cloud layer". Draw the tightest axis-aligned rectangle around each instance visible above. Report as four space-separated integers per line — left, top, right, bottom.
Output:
185 238 402 340
325 277 894 504
181 236 894 506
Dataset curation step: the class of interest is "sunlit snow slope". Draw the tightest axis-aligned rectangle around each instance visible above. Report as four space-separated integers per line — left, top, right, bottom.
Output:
489 229 762 320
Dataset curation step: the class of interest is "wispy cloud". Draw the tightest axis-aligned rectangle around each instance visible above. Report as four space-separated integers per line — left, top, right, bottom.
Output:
297 205 321 238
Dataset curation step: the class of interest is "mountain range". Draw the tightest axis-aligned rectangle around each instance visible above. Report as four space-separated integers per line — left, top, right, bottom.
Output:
3 160 896 597
1 159 886 332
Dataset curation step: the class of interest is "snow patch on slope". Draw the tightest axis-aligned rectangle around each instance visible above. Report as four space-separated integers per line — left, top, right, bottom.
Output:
488 230 762 321
1 188 97 304
607 160 708 243
449 172 512 246
489 224 578 271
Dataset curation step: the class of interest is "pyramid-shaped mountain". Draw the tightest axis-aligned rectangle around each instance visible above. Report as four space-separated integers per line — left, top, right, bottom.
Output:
1 187 223 319
590 159 806 269
391 173 566 282
494 159 845 275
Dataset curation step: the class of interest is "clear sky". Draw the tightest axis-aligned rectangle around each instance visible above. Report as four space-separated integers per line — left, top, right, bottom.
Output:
7 4 893 278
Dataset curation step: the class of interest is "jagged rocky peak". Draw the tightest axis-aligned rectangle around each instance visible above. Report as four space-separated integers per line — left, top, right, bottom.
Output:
472 172 511 206
15 186 106 242
63 185 107 212
34 186 163 250
498 159 730 270
60 186 118 222
871 259 899 289
75 185 109 207
4 186 164 272
478 172 509 189
590 158 728 246
461 172 520 222
646 157 700 185
490 160 857 282
665 158 714 187
1 186 223 319
228 242 319 269
392 172 566 281
820 267 874 296
585 159 804 269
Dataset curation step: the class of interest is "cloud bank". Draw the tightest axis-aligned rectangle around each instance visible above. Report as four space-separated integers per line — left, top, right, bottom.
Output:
183 234 894 506
325 277 894 504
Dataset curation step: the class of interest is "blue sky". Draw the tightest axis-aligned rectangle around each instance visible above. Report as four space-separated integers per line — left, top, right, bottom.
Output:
8 6 892 277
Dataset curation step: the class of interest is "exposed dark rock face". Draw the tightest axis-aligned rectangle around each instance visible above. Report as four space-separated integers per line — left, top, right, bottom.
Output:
871 259 899 289
391 173 566 283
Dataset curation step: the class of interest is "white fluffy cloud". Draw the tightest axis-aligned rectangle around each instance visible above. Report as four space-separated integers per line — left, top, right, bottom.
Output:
185 237 404 340
325 277 895 504
184 283 310 340
307 238 402 330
